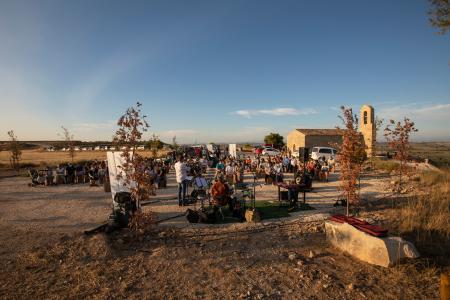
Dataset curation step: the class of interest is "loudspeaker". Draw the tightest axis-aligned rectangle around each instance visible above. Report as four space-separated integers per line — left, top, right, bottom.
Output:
298 147 309 163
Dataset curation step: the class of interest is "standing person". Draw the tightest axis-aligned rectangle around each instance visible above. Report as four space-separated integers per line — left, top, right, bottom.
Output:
66 163 75 184
45 166 54 186
320 160 329 182
328 156 335 173
201 147 206 158
274 163 283 183
55 165 65 184
175 156 188 206
225 162 235 185
215 159 225 178
264 162 274 185
291 157 298 174
282 156 290 173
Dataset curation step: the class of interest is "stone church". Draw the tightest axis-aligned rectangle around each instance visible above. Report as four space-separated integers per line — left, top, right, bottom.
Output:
286 105 376 157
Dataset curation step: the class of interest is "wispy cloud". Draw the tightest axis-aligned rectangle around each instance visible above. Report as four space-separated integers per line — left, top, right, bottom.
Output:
378 102 450 119
233 107 317 118
72 121 116 132
376 102 450 141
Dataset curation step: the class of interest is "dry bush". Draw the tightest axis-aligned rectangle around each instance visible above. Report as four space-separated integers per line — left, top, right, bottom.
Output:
128 210 156 234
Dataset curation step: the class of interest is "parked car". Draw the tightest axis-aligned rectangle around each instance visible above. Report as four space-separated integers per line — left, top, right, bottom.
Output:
254 146 264 155
310 147 337 161
262 147 281 156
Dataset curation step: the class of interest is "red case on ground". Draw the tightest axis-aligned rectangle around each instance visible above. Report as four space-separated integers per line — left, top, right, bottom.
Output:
329 214 388 237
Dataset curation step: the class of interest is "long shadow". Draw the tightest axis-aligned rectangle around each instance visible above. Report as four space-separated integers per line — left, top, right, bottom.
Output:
398 229 450 265
360 194 411 212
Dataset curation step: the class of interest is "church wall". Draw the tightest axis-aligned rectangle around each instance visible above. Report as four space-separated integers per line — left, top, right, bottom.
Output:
286 131 305 153
304 135 343 150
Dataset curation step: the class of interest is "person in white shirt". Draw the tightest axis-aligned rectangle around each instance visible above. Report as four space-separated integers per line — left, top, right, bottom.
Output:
291 157 298 174
274 163 283 183
225 163 235 184
174 156 188 206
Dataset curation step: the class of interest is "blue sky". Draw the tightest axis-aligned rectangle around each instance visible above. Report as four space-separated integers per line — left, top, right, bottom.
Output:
0 0 449 143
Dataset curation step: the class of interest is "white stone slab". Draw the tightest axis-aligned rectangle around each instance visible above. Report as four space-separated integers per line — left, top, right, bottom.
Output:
325 220 419 267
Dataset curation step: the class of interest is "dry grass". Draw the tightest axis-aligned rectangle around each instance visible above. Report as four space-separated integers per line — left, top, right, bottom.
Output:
372 158 399 173
0 149 169 168
395 170 450 257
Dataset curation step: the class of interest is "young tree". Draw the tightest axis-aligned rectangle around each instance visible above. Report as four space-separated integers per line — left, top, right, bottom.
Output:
7 130 21 172
113 102 155 230
264 133 285 148
61 126 75 162
336 107 366 216
429 0 450 34
384 118 418 192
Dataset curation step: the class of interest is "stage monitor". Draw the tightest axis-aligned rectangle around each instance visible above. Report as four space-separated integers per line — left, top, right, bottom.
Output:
298 147 309 163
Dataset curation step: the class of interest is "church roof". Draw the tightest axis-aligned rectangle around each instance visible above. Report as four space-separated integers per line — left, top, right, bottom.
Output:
295 128 346 136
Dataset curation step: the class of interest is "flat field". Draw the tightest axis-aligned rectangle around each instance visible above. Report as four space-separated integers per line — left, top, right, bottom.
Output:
378 142 450 168
0 149 165 168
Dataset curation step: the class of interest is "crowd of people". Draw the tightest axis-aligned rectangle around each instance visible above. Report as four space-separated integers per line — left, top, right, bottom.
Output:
29 161 108 187
172 147 337 207
28 157 172 191
28 146 335 211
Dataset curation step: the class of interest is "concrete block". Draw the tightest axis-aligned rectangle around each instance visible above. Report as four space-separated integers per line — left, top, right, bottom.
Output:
325 220 419 267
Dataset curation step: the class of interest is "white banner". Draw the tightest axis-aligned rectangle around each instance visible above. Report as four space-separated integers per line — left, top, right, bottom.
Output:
229 144 237 158
107 151 134 200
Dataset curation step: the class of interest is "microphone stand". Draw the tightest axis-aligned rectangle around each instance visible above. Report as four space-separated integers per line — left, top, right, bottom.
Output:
252 171 257 209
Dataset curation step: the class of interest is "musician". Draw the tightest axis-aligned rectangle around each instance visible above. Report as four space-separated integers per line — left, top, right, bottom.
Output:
287 180 299 206
210 176 231 208
175 156 189 206
264 162 274 185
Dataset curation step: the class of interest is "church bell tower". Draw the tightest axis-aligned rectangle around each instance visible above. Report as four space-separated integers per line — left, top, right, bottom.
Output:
360 105 376 157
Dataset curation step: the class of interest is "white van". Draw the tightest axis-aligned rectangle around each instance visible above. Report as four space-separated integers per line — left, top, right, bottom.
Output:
311 147 337 161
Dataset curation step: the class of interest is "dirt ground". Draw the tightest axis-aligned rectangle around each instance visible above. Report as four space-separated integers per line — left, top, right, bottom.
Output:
0 168 442 299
